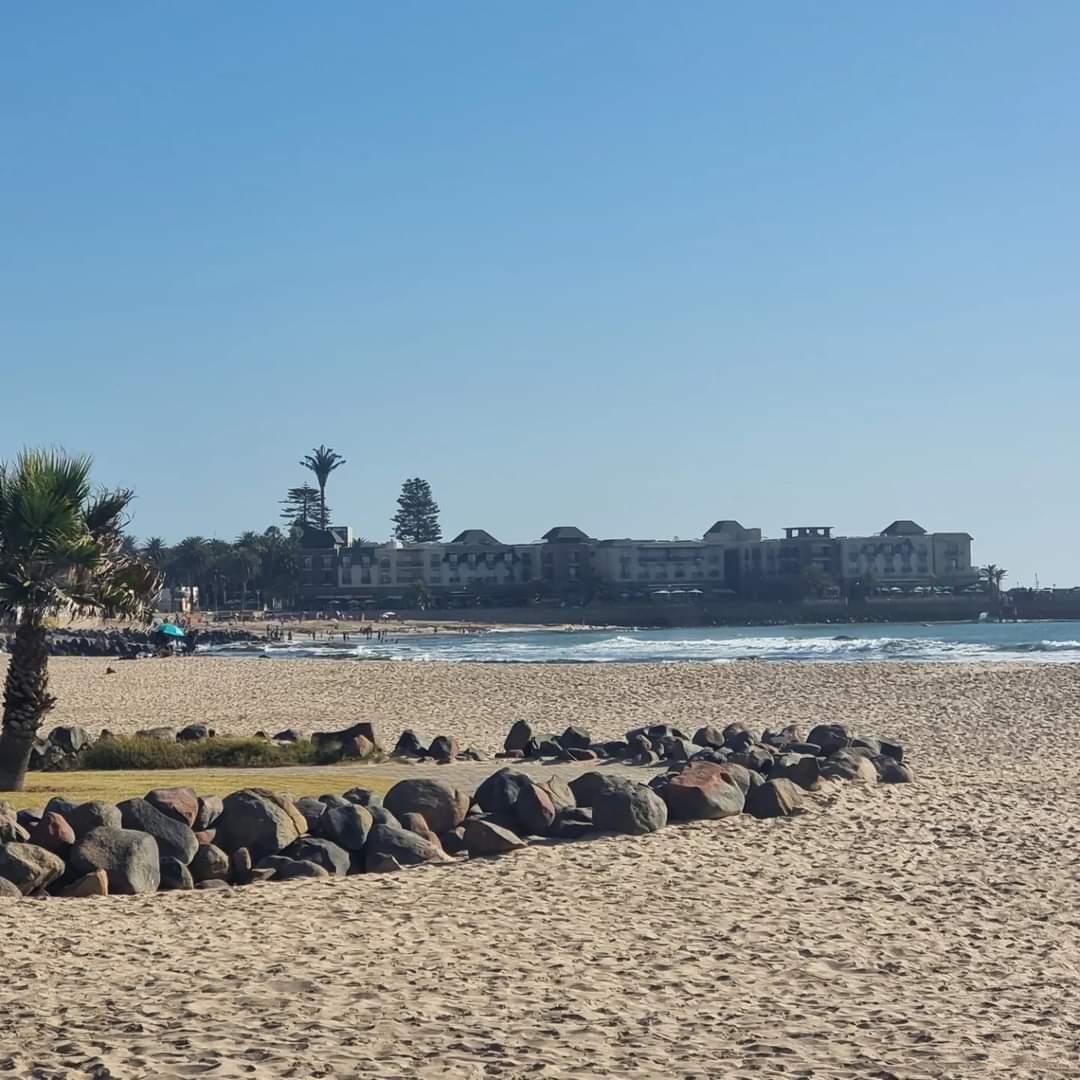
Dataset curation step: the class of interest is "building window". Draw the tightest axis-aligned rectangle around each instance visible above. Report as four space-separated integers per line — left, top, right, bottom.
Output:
379 574 391 585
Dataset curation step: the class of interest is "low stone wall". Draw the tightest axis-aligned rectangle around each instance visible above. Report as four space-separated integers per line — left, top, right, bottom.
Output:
0 721 911 899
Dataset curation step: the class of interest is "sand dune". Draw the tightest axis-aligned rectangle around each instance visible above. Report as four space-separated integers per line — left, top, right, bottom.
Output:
2 659 1079 1078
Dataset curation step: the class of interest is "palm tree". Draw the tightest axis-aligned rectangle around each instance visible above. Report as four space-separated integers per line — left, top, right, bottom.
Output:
979 564 1007 603
300 445 346 530
172 535 209 611
141 536 170 569
0 450 161 790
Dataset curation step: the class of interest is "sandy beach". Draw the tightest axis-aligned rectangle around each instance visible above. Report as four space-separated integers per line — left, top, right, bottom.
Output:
3 658 1080 1078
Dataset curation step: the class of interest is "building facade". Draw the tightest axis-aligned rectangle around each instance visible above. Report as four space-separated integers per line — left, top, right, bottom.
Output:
298 518 978 607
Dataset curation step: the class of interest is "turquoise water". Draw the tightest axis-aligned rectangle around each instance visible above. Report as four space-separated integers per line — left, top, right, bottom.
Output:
202 620 1080 663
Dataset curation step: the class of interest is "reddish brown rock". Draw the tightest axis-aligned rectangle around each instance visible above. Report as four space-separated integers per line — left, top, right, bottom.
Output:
28 812 76 853
660 761 745 821
60 869 109 898
515 782 556 835
144 787 199 827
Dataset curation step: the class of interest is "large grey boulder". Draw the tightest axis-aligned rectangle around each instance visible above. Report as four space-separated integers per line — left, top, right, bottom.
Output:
748 778 804 818
384 778 468 835
71 827 160 895
770 754 822 791
593 780 668 835
66 801 122 838
692 725 725 749
515 782 556 835
807 724 852 757
658 762 745 821
569 771 625 808
503 720 535 753
319 804 374 852
877 759 915 784
214 789 300 860
294 797 329 832
285 837 350 877
821 750 879 783
190 843 230 883
464 818 526 856
0 842 66 894
159 857 194 891
144 787 199 827
118 798 198 864
364 823 448 871
48 725 92 755
474 768 534 816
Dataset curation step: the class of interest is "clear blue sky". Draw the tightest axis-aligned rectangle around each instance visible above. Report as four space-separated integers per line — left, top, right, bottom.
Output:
3 3 1077 585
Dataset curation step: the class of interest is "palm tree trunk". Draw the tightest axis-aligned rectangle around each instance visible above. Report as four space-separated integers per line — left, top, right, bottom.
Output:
319 482 327 530
0 617 55 791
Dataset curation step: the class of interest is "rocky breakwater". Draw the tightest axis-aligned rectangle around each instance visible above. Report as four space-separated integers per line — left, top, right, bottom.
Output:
0 627 258 658
0 722 912 900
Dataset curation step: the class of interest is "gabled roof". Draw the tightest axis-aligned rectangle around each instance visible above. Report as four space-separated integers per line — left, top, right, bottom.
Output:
705 519 747 537
881 520 927 536
299 525 339 550
450 529 502 546
542 526 591 543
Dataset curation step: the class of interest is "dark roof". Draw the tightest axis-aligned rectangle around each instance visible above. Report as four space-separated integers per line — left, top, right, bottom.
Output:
881 520 927 536
542 526 591 543
299 526 339 550
704 519 746 536
450 529 502 546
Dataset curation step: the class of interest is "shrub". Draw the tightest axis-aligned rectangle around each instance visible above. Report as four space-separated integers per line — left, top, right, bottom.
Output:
81 736 337 771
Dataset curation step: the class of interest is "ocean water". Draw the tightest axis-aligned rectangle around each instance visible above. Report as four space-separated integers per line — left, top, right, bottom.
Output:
199 620 1080 664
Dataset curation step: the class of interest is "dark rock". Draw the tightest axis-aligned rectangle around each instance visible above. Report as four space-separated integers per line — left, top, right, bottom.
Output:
474 768 533 817
496 749 525 760
364 823 448 871
159 857 194 891
273 728 303 742
550 807 595 840
660 737 698 762
294 797 328 831
807 724 852 757
342 787 381 807
503 720 535 753
515 782 556 835
464 818 525 856
392 729 429 757
368 853 403 874
214 789 300 859
626 724 689 746
821 749 879 783
538 737 564 757
118 798 199 864
569 771 624 808
190 843 230 883
722 723 754 752
692 726 725 749
27 812 75 853
748 778 804 818
0 842 66 894
877 759 915 784
542 776 576 812
718 762 753 797
274 859 330 881
853 736 882 756
44 796 79 819
70 827 160 895
522 738 542 758
784 742 823 756
878 739 905 764
194 796 224 831
658 762 744 821
626 733 652 757
459 746 484 761
177 723 210 741
66 801 122 838
728 745 774 774
318 794 351 809
596 740 630 758
367 804 401 829
344 734 376 758
560 725 592 750
384 779 468 834
593 780 668 835
428 735 459 761
439 826 467 855
144 787 199 827
48 725 92 754
196 878 232 890
320 804 374 852
229 847 253 884
285 837 350 877
312 721 381 753
770 753 822 791
566 747 598 761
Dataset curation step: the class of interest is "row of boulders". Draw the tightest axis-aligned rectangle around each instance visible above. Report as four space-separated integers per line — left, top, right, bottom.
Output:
484 718 913 785
0 627 257 658
0 720 911 899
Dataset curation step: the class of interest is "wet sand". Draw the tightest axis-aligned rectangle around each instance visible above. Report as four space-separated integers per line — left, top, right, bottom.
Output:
2 658 1079 1078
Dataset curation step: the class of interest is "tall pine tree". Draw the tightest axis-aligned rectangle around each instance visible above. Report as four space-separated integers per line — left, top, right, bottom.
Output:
392 478 442 542
280 484 324 530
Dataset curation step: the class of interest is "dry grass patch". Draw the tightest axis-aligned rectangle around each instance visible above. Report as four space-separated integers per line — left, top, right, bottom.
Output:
3 767 396 811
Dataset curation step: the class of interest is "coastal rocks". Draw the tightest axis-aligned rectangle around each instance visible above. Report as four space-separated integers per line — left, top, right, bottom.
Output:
27 812 75 854
748 778 804 819
364 823 448 871
66 801 122 838
0 876 22 899
285 837 350 877
274 859 330 882
503 720 535 753
70 827 161 895
770 754 822 792
474 768 534 817
0 842 66 894
190 843 230 883
656 762 745 821
294 797 329 832
118 799 199 864
464 818 526 856
159 858 195 891
428 735 459 762
392 730 430 758
177 723 211 742
59 869 109 898
384 779 468 835
342 787 381 807
692 726 725 749
144 787 199 827
568 771 623 808
560 725 592 751
312 721 381 755
820 750 879 783
593 780 668 836
194 796 224 831
214 790 300 860
807 724 852 757
319 804 374 852
514 782 557 835
877 759 915 784
273 728 302 743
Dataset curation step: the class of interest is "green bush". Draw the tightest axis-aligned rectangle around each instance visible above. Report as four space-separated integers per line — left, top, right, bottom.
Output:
80 736 350 771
